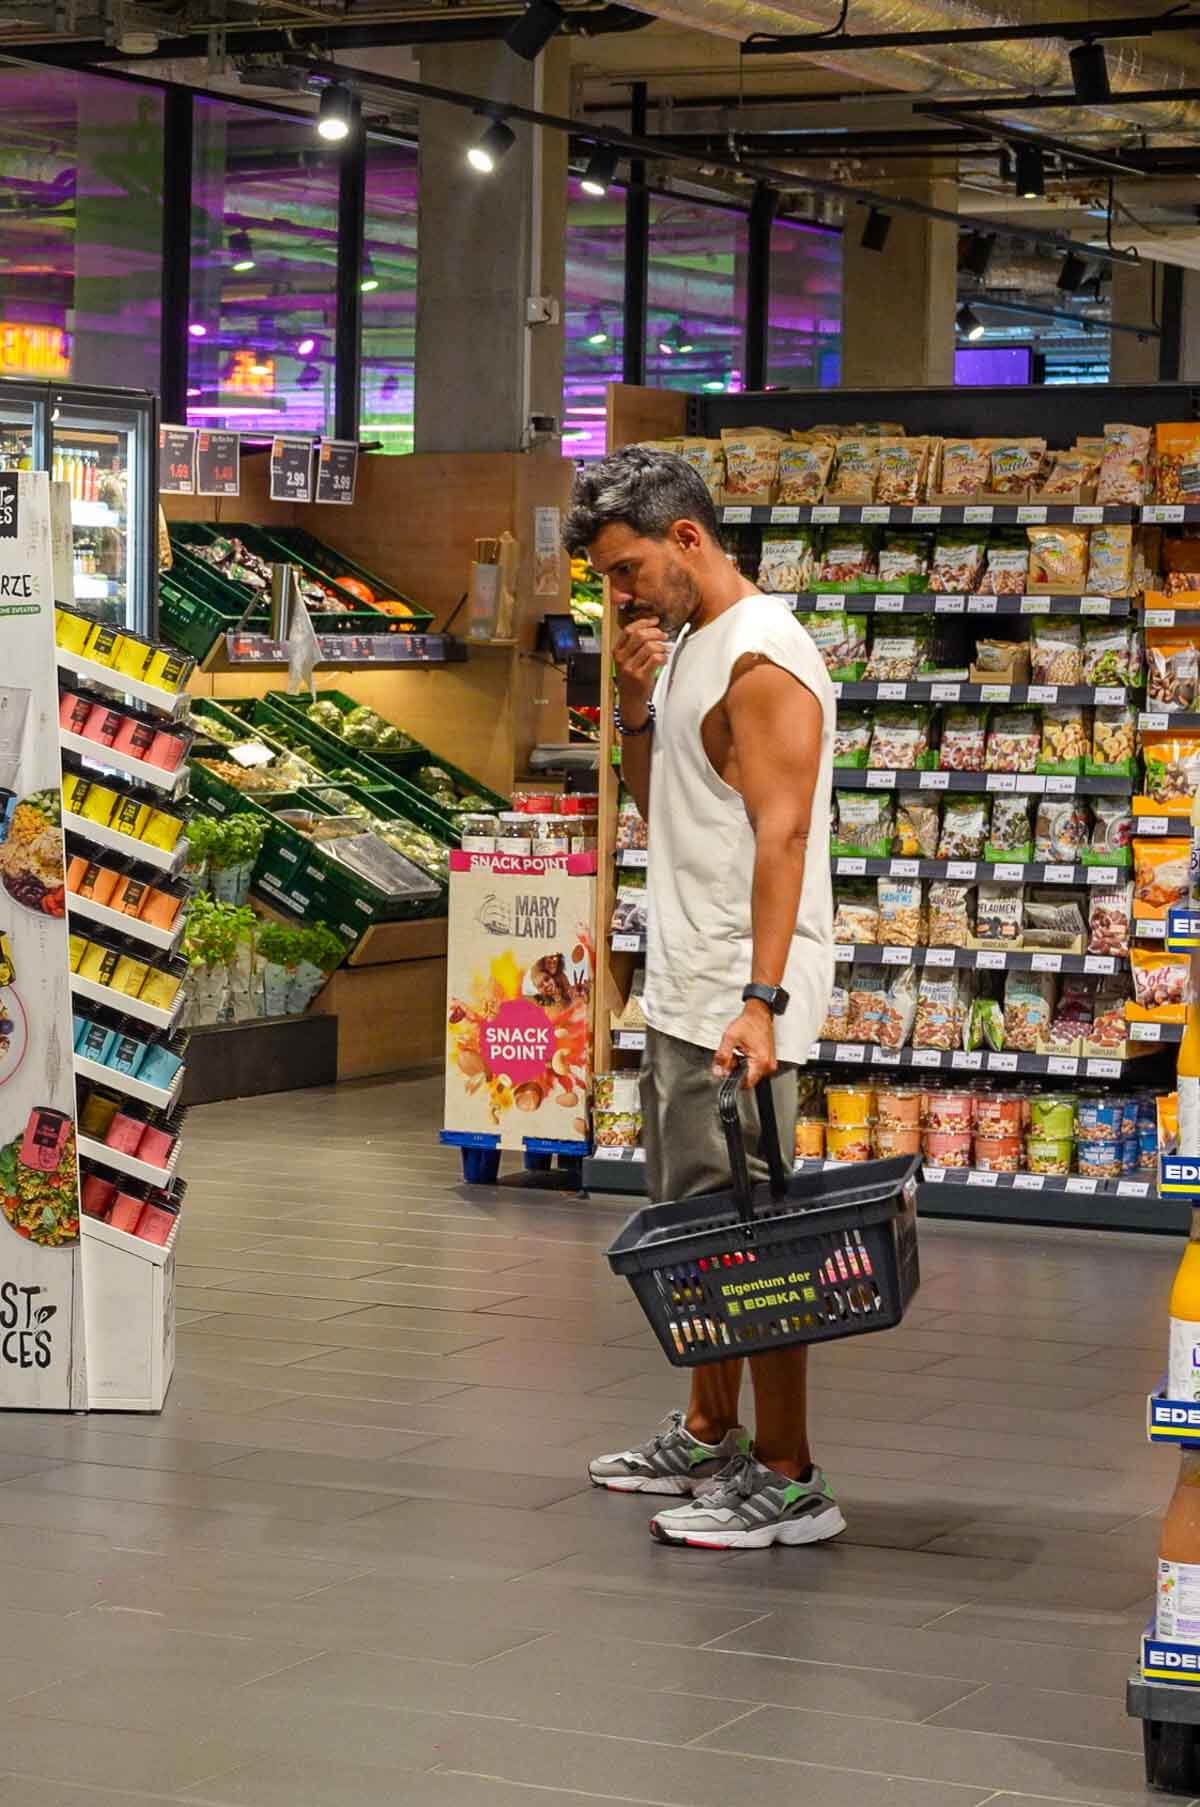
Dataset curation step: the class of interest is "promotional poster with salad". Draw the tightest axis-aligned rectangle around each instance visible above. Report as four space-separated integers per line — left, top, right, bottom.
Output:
0 473 82 1409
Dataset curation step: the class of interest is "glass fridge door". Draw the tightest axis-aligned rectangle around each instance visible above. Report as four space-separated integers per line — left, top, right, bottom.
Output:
0 388 41 475
49 392 153 634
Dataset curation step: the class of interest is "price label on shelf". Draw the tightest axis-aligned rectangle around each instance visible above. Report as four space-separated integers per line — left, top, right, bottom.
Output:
1017 505 1047 524
829 681 843 699
1043 865 1075 884
912 505 942 523
925 947 955 967
967 1168 1000 1185
873 595 905 613
316 438 359 505
862 505 891 523
1065 1176 1099 1194
611 934 642 952
1139 918 1167 939
1084 955 1116 975
615 1031 646 1052
1015 775 1046 794
890 860 920 878
1031 953 1062 973
934 595 964 614
834 1043 866 1063
867 770 896 787
1045 774 1076 794
770 505 800 525
195 428 240 498
964 505 994 524
1020 598 1051 615
833 944 854 963
723 506 752 524
876 682 906 700
619 848 648 868
837 858 867 876
946 861 977 880
816 594 845 611
1139 713 1170 733
1080 597 1111 615
871 1047 902 1066
882 946 911 965
812 505 840 523
919 771 950 790
1087 866 1119 885
1027 686 1057 704
988 1052 1019 1073
1136 816 1170 835
976 950 1007 970
972 597 998 615
951 1050 983 1070
1073 505 1103 525
1131 1021 1163 1041
1146 504 1186 524
1047 1055 1080 1075
912 1048 944 1067
1012 1171 1046 1189
923 1166 946 1183
980 684 1009 702
1087 1058 1123 1078
930 682 961 700
1095 688 1127 707
158 423 197 495
1116 1180 1152 1197
228 740 276 769
986 773 1017 792
269 436 315 503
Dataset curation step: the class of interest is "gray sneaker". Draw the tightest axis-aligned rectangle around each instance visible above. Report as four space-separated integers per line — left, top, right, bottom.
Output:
649 1453 846 1549
589 1410 750 1496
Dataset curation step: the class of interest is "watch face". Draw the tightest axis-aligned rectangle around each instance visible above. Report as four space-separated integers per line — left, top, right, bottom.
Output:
774 987 790 1016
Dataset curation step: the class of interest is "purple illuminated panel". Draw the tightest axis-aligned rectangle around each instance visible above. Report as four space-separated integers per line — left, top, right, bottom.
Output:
955 345 1034 386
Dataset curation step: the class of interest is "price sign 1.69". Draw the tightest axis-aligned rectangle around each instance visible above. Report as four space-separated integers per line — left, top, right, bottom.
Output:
158 425 197 496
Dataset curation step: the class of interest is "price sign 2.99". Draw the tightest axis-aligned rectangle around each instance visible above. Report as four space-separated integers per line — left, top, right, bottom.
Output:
269 437 315 503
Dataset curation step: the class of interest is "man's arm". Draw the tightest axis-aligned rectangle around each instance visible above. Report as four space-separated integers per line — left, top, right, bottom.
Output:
712 657 824 1085
613 616 669 820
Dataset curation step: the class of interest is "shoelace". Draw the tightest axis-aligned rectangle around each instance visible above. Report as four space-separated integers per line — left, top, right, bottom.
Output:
699 1452 760 1506
641 1408 686 1457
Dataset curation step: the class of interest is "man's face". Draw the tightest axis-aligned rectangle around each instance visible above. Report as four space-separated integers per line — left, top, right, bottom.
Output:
587 521 704 633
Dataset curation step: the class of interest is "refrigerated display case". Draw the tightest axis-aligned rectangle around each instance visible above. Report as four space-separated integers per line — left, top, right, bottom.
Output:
0 379 157 635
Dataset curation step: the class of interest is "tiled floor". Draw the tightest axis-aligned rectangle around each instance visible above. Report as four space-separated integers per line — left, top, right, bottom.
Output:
0 1068 1188 1805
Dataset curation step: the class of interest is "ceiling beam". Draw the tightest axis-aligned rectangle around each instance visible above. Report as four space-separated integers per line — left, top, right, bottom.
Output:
743 10 1200 55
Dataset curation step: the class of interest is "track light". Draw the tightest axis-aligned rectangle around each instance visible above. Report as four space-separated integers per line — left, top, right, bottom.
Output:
316 84 354 143
296 335 316 356
360 255 380 293
504 0 564 61
657 321 694 356
1014 143 1045 199
228 230 255 272
297 363 321 390
1057 249 1088 293
580 144 619 197
1070 40 1111 104
957 303 985 342
959 231 996 280
187 322 207 339
467 118 516 174
584 310 609 346
860 207 891 252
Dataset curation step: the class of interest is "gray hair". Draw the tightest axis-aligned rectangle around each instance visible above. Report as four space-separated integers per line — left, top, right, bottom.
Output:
562 446 720 556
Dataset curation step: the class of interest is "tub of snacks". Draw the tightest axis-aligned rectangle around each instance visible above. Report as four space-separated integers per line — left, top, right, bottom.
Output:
922 1129 973 1167
973 1135 1023 1173
1025 1136 1073 1175
825 1123 872 1162
825 1084 875 1129
921 1089 973 1133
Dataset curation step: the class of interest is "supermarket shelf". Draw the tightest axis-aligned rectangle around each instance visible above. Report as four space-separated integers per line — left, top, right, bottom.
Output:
796 593 1130 620
581 1146 646 1196
71 500 120 528
832 856 1124 885
77 1132 181 1189
1127 1020 1185 1044
1132 817 1183 836
832 944 1119 975
73 1052 182 1112
1143 505 1200 524
918 1174 1186 1233
70 972 183 1032
67 892 185 954
62 811 187 876
1145 608 1200 628
923 1165 1157 1197
836 682 1132 706
808 1041 1140 1077
81 1210 177 1268
1138 712 1200 733
833 771 1133 796
721 504 1133 527
57 648 190 718
215 632 464 669
60 730 190 797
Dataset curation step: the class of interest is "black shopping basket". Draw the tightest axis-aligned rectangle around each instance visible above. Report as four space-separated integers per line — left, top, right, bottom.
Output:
606 1065 920 1368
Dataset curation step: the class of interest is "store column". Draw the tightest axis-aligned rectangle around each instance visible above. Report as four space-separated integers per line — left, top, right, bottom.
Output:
414 41 568 454
840 175 958 387
1110 261 1159 383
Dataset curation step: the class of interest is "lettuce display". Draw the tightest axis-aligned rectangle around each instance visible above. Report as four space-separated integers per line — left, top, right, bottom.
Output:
305 700 416 752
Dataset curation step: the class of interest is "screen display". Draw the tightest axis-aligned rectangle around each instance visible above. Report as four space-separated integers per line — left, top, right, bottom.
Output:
955 345 1034 385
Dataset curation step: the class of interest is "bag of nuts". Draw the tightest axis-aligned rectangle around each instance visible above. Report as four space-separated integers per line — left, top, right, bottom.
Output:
1084 799 1133 867
1088 881 1132 956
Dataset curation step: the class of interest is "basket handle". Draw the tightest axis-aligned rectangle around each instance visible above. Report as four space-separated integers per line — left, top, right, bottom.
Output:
718 1058 790 1228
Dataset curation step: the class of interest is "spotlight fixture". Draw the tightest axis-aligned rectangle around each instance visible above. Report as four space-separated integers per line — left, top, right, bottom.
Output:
504 0 564 61
1057 249 1089 293
1070 40 1111 104
657 321 693 356
467 118 516 174
316 84 355 143
228 230 255 272
959 231 996 280
187 322 207 339
296 335 317 356
584 310 609 346
956 303 985 342
860 207 891 252
580 144 619 197
1014 143 1045 199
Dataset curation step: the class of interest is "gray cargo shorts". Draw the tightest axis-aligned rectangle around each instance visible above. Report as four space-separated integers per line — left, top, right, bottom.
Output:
640 1025 798 1206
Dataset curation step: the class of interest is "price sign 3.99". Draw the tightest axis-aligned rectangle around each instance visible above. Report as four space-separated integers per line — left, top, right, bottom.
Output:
316 439 358 505
269 437 315 503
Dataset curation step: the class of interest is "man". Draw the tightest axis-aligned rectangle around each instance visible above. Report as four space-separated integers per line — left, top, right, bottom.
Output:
563 445 841 1552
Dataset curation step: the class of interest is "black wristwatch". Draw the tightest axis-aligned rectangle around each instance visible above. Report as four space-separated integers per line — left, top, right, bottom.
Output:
743 982 789 1017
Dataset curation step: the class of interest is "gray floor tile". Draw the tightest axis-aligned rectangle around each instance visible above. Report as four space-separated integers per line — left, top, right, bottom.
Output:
926 1680 1139 1748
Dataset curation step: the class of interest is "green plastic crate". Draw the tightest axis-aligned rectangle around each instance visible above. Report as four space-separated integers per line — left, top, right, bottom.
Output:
293 784 451 889
254 524 434 633
168 523 390 637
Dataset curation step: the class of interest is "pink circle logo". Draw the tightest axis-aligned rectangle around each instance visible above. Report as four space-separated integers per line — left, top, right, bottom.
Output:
481 998 553 1085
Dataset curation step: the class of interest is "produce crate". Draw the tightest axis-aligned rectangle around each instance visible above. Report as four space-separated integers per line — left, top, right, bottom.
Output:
254 525 434 632
204 697 382 791
166 523 390 638
293 784 451 890
252 693 403 790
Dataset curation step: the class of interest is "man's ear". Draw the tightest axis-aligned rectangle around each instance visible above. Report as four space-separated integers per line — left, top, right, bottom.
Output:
672 518 704 555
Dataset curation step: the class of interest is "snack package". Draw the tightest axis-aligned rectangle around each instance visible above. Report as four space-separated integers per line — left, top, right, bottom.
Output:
797 610 868 681
1035 796 1089 863
833 710 872 770
877 876 924 946
1087 703 1137 778
1030 618 1083 685
1134 837 1190 919
720 427 785 502
974 881 1023 943
894 796 940 859
1147 630 1200 712
929 534 985 594
1085 798 1133 867
928 881 974 946
875 534 931 592
985 709 1041 773
966 996 1006 1053
1141 730 1200 812
1041 976 1093 1055
1131 946 1189 1016
875 439 929 506
938 440 990 498
1156 423 1200 504
1097 423 1151 505
1158 1092 1180 1159
1081 621 1134 686
757 530 814 594
914 969 973 1050
615 788 648 851
938 706 987 773
1086 980 1130 1057
828 437 879 503
1022 891 1086 950
833 882 880 944
1085 524 1134 597
832 792 894 859
937 794 989 861
864 620 931 681
990 439 1046 495
820 979 851 1041
777 438 835 504
1039 449 1101 498
814 535 874 592
1163 535 1200 595
972 637 1031 683
869 705 934 770
881 965 920 1050
848 964 889 1043
1003 971 1056 1051
678 438 725 499
978 541 1031 596
1027 525 1089 593
611 882 647 937
985 794 1034 863
1037 705 1088 775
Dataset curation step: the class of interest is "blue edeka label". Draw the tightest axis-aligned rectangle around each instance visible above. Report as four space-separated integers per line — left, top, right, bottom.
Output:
1144 1628 1200 1684
1161 1155 1200 1198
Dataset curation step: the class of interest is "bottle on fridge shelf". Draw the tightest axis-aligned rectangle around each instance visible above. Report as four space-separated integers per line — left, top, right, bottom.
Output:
1179 999 1200 1160
1159 1453 1200 1641
1169 1209 1200 1401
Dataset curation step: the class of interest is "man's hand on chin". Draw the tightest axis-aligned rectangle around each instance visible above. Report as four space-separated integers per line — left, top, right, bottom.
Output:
712 1003 776 1088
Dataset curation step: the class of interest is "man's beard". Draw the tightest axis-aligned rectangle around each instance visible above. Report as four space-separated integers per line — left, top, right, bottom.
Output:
650 563 704 633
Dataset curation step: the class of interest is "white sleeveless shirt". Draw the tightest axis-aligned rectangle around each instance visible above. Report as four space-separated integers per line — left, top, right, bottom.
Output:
642 594 835 1065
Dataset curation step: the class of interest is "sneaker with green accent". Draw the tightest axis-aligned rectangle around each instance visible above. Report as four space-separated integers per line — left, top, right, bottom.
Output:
589 1411 751 1496
649 1454 846 1549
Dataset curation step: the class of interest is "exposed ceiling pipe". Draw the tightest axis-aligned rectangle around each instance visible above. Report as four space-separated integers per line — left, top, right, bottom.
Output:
742 12 1200 55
